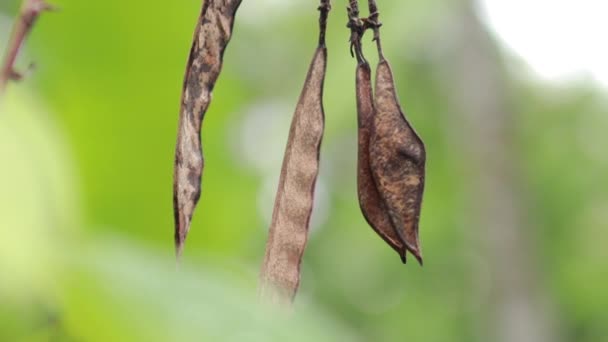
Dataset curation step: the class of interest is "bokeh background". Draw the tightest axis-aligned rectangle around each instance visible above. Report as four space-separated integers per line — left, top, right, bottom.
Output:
1 0 607 341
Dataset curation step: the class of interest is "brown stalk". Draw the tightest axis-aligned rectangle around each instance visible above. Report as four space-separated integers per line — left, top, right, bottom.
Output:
0 0 53 95
259 0 331 306
366 0 426 265
350 3 407 263
173 0 243 260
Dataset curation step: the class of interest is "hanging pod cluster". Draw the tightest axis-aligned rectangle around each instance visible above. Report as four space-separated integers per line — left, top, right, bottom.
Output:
173 0 426 301
351 0 427 264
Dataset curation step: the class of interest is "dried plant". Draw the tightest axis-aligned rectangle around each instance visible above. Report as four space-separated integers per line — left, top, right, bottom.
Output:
174 0 426 305
347 0 427 265
258 0 331 306
1 0 428 313
366 0 427 264
173 0 243 259
349 2 407 263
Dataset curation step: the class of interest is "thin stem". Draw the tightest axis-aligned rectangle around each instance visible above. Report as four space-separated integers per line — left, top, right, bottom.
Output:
365 0 384 60
349 0 359 15
367 0 378 14
318 0 331 47
0 0 53 95
347 0 366 64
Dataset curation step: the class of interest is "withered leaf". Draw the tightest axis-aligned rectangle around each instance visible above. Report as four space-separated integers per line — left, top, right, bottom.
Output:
259 46 327 304
174 0 242 259
356 60 407 263
370 59 426 265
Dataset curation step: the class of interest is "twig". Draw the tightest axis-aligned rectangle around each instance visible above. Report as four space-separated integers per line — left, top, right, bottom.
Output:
347 0 365 63
0 0 53 95
318 0 331 47
259 0 330 306
364 0 384 59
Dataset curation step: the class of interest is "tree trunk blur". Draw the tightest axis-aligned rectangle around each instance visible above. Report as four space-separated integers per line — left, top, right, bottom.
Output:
436 1 556 342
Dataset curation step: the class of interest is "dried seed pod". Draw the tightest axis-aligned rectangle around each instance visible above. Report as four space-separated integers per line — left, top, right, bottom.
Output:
259 1 330 304
370 58 426 265
352 26 406 262
173 0 242 259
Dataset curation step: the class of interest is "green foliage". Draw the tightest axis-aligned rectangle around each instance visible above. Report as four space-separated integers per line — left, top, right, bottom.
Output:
1 1 607 341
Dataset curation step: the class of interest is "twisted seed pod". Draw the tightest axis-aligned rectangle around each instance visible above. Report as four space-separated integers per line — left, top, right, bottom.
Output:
174 0 242 259
370 58 426 265
259 44 327 304
356 60 407 263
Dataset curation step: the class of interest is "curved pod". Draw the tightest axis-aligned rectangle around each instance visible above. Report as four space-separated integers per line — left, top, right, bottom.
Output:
356 61 407 263
370 59 426 265
260 46 327 303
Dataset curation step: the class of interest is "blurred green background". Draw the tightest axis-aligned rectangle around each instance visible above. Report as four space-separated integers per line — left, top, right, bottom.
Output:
1 0 607 341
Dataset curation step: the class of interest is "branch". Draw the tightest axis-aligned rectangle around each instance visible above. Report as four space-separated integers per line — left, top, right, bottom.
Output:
0 0 53 95
259 1 330 306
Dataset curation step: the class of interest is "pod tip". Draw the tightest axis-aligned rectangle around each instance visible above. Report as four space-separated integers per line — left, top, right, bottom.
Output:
410 248 423 267
175 241 184 264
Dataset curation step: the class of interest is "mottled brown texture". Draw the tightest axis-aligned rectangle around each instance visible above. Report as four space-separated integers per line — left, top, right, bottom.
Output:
355 59 406 262
259 46 327 305
173 0 242 259
0 0 53 95
370 59 426 265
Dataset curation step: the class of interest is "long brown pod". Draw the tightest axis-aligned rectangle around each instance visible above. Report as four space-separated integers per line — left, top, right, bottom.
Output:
349 3 407 263
173 0 243 259
367 0 426 265
259 1 330 305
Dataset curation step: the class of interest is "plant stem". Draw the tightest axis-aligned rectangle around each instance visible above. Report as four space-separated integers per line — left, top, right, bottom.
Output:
347 0 366 63
318 0 331 47
365 0 384 60
0 0 53 95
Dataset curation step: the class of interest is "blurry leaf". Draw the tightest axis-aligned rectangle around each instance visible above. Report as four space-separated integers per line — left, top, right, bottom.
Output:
0 87 80 340
0 87 79 301
59 236 357 342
